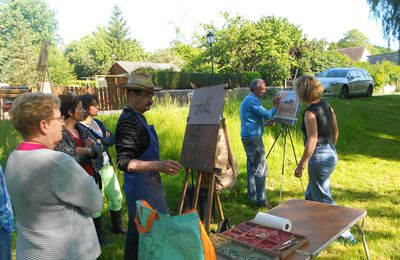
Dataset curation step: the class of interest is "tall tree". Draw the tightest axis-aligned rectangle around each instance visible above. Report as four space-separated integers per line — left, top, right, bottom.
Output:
337 29 370 48
367 0 400 43
106 5 146 61
0 15 37 86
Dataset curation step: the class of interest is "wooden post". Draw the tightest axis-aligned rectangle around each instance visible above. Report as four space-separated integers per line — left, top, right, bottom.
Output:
178 168 190 215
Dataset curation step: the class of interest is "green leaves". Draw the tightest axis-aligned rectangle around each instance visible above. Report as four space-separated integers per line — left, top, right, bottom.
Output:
65 5 147 78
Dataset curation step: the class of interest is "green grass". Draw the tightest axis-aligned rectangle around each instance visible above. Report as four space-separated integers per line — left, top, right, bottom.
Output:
1 93 399 259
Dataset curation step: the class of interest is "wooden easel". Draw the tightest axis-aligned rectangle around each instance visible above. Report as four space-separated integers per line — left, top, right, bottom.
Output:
178 118 238 232
177 168 224 233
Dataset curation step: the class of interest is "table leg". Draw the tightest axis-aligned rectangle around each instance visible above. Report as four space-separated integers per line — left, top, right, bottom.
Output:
354 218 370 260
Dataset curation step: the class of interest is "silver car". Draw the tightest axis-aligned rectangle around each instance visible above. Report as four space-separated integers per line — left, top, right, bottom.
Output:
317 68 374 99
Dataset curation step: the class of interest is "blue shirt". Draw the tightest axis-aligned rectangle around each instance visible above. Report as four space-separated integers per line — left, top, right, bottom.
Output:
240 93 277 138
0 165 14 232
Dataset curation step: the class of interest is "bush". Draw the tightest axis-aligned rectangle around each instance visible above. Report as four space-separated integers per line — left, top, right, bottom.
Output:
147 71 261 89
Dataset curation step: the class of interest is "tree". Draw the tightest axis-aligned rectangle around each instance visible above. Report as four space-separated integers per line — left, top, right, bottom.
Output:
148 49 184 69
294 39 351 76
0 15 37 86
337 29 370 48
106 5 146 62
48 47 76 85
0 0 61 86
367 0 400 43
200 14 304 85
171 41 207 72
0 0 58 46
66 6 147 78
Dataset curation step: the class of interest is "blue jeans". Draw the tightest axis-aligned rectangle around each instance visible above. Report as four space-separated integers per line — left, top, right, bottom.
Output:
305 144 338 205
0 226 12 260
242 137 267 204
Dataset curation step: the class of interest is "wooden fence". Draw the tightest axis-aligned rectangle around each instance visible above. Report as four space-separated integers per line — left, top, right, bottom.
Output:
51 85 127 111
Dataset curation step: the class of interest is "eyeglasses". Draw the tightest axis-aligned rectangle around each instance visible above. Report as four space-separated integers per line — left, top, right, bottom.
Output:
50 116 65 122
136 93 154 99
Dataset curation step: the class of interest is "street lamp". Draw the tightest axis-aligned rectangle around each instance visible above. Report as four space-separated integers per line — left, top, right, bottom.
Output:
206 31 215 84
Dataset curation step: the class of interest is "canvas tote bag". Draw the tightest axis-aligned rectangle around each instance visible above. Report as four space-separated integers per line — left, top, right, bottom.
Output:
135 200 216 260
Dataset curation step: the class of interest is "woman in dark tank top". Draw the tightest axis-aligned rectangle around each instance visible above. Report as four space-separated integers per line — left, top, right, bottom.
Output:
294 75 356 244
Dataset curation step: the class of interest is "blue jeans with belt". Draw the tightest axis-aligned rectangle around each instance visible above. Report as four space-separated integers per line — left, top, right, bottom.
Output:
305 144 338 204
242 137 268 204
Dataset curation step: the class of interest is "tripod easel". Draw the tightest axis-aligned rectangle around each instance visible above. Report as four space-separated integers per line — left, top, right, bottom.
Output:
266 123 304 204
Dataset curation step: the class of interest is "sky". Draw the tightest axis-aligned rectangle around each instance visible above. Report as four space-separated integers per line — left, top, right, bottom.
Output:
47 0 399 52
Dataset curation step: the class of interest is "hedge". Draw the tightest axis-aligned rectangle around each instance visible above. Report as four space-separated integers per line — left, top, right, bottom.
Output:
147 71 261 89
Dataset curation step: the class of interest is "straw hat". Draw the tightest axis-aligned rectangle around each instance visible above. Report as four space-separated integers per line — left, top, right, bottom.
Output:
119 72 162 91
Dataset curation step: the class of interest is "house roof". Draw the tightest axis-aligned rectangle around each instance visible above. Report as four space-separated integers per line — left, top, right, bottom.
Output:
338 46 368 61
368 52 400 65
111 61 180 74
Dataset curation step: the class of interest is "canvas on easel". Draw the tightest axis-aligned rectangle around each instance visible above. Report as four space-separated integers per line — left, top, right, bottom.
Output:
181 84 227 172
273 90 301 126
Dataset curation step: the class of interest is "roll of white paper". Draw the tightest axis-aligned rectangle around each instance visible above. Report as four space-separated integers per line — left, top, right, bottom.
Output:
252 212 292 231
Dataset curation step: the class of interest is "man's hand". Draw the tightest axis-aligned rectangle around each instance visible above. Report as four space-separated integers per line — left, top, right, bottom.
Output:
272 94 281 108
158 160 182 175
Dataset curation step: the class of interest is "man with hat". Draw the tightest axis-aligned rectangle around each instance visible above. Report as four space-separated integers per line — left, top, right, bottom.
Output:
115 72 182 260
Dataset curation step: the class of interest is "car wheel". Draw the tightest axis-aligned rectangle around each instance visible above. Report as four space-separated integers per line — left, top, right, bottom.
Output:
366 86 373 97
340 86 349 99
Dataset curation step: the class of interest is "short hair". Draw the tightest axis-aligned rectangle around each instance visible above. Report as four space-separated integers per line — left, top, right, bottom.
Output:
249 79 264 92
80 93 98 111
10 92 60 138
59 93 81 119
294 75 323 103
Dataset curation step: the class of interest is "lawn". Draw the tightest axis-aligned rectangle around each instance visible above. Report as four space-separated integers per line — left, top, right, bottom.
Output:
0 93 399 259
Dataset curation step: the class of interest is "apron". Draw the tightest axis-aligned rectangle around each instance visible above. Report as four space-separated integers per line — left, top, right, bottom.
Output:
123 112 169 220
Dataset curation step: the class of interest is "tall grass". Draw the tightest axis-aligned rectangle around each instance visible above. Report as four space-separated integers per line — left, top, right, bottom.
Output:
1 93 399 259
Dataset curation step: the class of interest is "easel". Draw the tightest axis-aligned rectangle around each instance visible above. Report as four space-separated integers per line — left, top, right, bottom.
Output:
178 84 235 233
36 41 51 92
178 168 225 233
178 118 236 232
266 123 304 204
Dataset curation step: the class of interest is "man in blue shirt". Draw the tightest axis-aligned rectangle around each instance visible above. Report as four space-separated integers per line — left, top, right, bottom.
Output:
240 79 280 208
0 164 14 260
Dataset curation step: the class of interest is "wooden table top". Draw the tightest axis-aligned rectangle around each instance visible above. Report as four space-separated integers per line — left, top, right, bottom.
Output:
267 199 366 259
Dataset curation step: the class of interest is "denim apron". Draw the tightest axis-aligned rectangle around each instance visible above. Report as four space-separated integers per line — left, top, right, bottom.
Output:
123 112 169 219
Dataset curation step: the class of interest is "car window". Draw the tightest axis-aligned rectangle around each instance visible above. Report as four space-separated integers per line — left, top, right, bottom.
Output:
356 70 365 78
362 70 371 78
349 70 358 79
318 69 349 78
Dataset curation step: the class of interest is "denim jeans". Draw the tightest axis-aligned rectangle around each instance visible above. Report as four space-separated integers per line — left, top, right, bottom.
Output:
242 137 268 204
305 144 338 205
0 226 12 260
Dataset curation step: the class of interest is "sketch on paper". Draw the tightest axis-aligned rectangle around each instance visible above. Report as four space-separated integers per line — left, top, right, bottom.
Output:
187 84 226 125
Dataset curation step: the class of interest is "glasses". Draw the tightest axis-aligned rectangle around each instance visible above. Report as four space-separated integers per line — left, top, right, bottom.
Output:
136 93 154 99
50 116 65 122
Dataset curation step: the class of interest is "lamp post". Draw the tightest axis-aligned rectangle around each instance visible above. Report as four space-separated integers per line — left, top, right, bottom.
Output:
206 31 215 84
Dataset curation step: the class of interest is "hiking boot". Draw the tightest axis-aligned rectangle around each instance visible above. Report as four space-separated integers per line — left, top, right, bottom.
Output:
110 210 127 235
